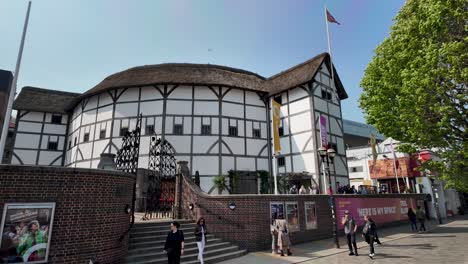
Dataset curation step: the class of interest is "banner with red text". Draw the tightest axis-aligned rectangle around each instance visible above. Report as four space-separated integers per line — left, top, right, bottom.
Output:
335 197 418 229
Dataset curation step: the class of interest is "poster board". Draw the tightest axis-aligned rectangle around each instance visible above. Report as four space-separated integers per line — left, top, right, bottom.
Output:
0 203 56 263
270 202 285 225
304 201 318 229
285 202 299 232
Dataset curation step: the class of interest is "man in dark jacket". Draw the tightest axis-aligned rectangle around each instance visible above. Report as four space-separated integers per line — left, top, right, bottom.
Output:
362 215 377 259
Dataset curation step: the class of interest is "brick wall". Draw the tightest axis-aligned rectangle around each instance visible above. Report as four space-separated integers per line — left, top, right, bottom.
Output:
0 165 134 264
176 161 426 252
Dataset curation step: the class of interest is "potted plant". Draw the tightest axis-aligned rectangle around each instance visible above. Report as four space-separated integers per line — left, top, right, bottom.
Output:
213 175 227 195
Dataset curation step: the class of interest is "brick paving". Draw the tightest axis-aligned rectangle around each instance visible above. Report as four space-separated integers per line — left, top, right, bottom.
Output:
221 216 468 264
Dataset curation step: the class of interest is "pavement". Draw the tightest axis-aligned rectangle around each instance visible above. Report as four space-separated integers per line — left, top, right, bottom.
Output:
220 215 468 264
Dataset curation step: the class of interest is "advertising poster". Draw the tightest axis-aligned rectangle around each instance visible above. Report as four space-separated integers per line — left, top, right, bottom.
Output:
335 197 417 229
270 202 285 224
304 202 318 229
285 202 299 232
0 203 56 263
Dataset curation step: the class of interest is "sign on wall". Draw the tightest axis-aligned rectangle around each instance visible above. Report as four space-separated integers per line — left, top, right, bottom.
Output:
304 202 318 229
285 202 299 232
0 203 56 263
335 198 417 229
319 115 328 147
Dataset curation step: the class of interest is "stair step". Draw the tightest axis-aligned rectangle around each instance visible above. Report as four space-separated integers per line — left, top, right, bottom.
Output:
132 219 193 228
132 223 196 232
130 226 196 238
127 242 233 260
127 249 247 264
126 245 240 263
128 238 223 254
129 234 215 245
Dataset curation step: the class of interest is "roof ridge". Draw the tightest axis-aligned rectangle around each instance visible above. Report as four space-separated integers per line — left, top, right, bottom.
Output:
267 52 328 81
22 86 81 96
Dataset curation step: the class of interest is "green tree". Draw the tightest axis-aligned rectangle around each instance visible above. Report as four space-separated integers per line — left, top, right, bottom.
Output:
360 0 467 191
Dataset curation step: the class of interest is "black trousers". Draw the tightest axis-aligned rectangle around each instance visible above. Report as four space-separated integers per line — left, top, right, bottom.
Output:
346 233 357 254
167 250 181 264
369 236 375 254
419 220 426 231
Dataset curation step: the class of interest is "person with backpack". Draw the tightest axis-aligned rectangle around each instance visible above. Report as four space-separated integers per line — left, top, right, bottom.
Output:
362 215 377 259
408 208 418 231
416 206 426 232
275 214 292 257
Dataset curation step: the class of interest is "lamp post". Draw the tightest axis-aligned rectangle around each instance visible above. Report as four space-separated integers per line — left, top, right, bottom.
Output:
318 146 340 248
430 178 443 224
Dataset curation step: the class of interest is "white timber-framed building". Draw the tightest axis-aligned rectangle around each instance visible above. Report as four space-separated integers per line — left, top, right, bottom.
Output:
10 52 349 193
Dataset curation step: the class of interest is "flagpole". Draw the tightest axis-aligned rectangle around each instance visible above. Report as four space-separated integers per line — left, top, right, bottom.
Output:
324 5 335 82
0 1 31 163
391 140 401 193
270 98 279 195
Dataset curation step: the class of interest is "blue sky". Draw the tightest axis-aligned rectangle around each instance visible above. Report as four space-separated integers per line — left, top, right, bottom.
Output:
0 0 404 122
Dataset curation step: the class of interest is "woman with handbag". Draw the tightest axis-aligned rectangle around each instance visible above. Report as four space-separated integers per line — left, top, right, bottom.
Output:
164 221 185 264
271 214 278 254
275 214 292 257
362 215 377 259
194 217 207 264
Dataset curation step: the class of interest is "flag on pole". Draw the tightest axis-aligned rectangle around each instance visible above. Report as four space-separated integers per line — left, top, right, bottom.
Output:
390 141 400 169
370 133 377 167
272 100 282 154
326 9 340 25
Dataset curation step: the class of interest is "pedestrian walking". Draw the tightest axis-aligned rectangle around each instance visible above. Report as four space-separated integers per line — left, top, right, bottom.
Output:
271 214 278 254
194 217 207 264
275 214 292 256
408 208 418 231
341 210 358 256
362 215 377 259
416 206 426 232
164 221 185 264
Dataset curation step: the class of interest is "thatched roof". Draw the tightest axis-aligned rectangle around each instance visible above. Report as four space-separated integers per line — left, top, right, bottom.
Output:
13 87 80 114
13 52 348 113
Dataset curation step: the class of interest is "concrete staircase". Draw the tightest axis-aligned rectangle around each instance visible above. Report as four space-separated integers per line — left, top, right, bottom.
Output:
125 220 247 264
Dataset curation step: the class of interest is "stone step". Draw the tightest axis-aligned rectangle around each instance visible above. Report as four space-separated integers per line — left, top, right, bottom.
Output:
126 245 240 264
130 226 196 238
127 241 232 260
127 249 248 264
132 219 193 228
129 234 215 245
128 238 223 255
132 222 196 232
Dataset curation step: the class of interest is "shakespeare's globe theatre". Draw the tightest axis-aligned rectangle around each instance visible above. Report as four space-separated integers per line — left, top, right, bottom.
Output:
12 53 349 193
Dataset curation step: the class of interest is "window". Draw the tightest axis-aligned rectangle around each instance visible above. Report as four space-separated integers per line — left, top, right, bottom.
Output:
83 133 90 142
47 141 58 151
74 137 77 146
7 131 14 138
174 124 183 135
253 128 261 138
274 95 282 104
145 125 155 135
228 126 238 137
351 166 363 173
201 125 211 135
68 141 71 149
278 157 285 167
321 90 332 100
99 129 106 139
278 127 284 137
51 114 62 124
120 127 129 137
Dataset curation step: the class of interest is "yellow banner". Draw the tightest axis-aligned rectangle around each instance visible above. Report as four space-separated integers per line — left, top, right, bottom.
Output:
272 100 281 154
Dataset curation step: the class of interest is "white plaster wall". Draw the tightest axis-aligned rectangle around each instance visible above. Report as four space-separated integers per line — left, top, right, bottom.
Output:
81 110 96 126
223 89 243 103
236 157 255 171
14 150 37 164
194 101 218 115
166 100 192 115
313 97 328 113
246 106 266 121
141 86 163 100
17 121 42 132
84 96 98 111
193 136 218 153
223 137 244 155
289 112 311 134
117 88 140 102
38 151 62 166
279 137 290 154
139 101 163 116
168 85 192 99
246 139 265 156
245 91 263 106
222 156 235 173
329 104 341 118
194 86 218 100
290 132 313 153
97 105 113 122
289 98 310 115
334 156 348 175
280 104 288 118
99 92 113 107
222 102 244 119
292 153 316 173
288 87 309 102
192 156 219 175
165 135 191 153
115 103 138 118
20 111 43 122
92 140 109 158
43 124 67 134
330 117 343 136
15 133 40 149
257 158 268 171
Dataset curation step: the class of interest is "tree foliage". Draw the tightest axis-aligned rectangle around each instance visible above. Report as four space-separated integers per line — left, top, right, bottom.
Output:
360 0 467 191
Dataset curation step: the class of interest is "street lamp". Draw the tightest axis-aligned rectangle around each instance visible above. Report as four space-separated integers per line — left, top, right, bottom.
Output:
318 146 339 248
430 178 443 224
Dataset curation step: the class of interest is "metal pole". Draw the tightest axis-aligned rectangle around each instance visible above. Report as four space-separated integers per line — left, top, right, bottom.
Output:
392 156 401 193
324 5 335 82
327 157 339 248
0 1 31 163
